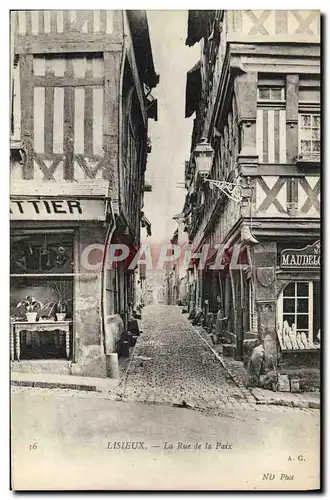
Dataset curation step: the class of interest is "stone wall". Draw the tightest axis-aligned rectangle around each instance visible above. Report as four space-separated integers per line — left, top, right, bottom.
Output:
72 225 107 378
253 242 277 371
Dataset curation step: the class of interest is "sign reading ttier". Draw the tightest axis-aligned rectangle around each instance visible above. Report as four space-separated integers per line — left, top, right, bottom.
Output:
10 199 106 221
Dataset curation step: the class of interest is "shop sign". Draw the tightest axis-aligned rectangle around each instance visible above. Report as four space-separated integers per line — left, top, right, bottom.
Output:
280 240 321 269
10 198 106 221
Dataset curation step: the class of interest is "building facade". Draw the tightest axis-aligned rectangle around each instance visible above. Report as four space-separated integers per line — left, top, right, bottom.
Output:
10 10 158 377
183 10 320 383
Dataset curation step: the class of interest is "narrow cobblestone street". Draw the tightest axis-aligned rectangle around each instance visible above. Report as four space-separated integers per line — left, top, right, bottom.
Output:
11 304 320 490
116 305 259 410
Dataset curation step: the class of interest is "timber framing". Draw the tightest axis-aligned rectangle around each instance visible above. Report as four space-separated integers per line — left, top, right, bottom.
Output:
15 34 122 54
33 76 104 87
229 42 320 58
20 54 34 180
240 164 320 177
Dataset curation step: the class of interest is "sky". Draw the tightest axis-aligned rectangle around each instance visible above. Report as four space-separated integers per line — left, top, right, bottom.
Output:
143 11 200 244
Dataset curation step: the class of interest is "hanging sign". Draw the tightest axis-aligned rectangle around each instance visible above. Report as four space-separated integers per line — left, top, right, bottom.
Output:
10 198 106 221
280 240 321 269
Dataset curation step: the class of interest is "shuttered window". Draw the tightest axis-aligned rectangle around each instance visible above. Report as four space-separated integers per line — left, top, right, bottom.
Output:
257 83 286 164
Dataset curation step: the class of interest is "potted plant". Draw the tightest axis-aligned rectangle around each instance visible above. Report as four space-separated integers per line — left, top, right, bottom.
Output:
16 296 43 322
56 300 67 321
42 281 71 321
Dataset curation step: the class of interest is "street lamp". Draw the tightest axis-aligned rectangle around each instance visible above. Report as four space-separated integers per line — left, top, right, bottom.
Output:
193 138 215 178
192 138 258 245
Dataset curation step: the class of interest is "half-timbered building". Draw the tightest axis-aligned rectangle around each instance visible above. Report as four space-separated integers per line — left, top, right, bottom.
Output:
184 10 320 387
10 10 158 377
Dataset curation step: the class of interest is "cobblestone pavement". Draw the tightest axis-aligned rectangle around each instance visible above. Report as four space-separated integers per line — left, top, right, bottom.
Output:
114 305 315 414
11 305 320 416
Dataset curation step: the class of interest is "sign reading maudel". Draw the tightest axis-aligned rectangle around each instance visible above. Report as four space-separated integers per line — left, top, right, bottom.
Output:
280 240 321 269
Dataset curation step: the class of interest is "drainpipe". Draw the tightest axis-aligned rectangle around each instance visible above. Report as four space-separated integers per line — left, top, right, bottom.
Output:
100 202 116 355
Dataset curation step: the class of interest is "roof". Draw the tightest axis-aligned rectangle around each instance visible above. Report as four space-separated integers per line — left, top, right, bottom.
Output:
126 11 159 89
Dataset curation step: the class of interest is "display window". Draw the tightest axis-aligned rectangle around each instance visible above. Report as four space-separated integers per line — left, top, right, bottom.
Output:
10 230 74 360
277 281 320 350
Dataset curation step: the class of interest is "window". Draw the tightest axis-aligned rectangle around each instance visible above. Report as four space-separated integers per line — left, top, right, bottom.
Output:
10 231 74 275
10 231 74 360
258 87 285 102
257 83 286 163
299 114 320 157
277 281 320 350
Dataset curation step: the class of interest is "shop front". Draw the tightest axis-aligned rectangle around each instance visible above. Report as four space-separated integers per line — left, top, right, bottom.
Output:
10 195 111 378
275 240 321 387
251 238 321 390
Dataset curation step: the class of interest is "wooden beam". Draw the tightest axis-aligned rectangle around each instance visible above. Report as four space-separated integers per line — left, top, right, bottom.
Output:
63 58 74 180
103 51 121 184
44 60 54 154
227 36 321 48
34 76 104 87
240 164 320 176
16 34 122 54
20 54 34 179
84 58 94 155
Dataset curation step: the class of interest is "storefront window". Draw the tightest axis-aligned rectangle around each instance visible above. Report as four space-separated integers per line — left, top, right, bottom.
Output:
10 230 74 360
10 231 73 275
278 281 320 349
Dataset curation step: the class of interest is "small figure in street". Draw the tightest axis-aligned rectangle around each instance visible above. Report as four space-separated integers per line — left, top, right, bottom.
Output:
247 344 265 387
215 295 227 341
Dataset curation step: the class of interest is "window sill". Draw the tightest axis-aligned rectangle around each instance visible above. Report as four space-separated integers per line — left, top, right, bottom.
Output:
281 347 320 353
295 155 320 167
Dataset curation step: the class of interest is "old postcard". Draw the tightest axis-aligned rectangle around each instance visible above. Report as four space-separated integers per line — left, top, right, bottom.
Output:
10 9 321 491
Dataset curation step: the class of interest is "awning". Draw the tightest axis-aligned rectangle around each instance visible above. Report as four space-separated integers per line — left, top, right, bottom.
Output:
147 96 158 121
189 244 250 277
144 181 152 192
141 212 152 236
185 61 202 118
126 11 159 89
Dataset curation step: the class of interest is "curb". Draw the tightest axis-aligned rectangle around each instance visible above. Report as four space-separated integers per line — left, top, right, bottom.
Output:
10 371 120 393
255 399 320 409
11 379 101 392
